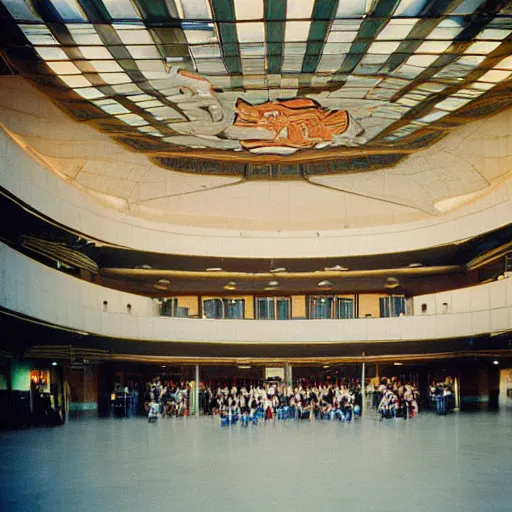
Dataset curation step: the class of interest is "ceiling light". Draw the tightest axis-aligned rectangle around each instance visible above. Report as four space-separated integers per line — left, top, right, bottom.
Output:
324 265 349 271
384 277 400 289
165 57 185 63
323 365 330 369
408 263 423 268
136 264 152 269
157 279 170 285
493 360 499 365
206 267 223 272
394 362 403 366
52 361 58 366
161 365 167 368
268 281 279 287
238 365 251 369
270 267 287 273
223 281 237 291
318 280 334 288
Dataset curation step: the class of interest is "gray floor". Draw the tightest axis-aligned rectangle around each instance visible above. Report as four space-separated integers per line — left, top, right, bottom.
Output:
1 412 511 512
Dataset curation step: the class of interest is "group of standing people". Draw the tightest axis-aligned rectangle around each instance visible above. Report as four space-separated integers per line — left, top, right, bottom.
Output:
367 378 420 420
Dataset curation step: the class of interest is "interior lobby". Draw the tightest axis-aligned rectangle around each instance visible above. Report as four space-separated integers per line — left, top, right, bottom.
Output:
1 0 512 510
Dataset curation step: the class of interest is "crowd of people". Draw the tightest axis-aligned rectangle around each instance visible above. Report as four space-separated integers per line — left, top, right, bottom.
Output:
119 374 456 424
143 377 364 424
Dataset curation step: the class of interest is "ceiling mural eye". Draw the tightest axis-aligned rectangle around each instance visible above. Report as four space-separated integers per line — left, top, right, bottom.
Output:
0 0 510 178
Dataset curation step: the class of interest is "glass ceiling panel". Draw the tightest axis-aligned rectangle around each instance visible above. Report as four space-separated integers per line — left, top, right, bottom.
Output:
1 0 41 21
102 0 141 20
2 1 510 174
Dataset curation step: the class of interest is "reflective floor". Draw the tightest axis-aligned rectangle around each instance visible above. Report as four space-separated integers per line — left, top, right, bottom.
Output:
1 412 512 512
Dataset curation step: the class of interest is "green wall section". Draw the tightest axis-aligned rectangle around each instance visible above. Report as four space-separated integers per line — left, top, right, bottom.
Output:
11 360 32 391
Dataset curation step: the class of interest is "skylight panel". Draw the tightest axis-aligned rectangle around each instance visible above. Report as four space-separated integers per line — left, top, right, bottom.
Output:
78 47 113 59
35 47 69 61
416 110 449 123
111 84 141 94
59 75 91 88
190 45 222 59
237 22 265 43
427 17 465 40
73 87 105 99
98 72 131 84
367 42 401 54
435 96 472 111
449 0 485 15
93 99 130 115
326 30 358 43
495 56 512 70
377 19 419 40
464 41 501 54
415 41 452 54
287 0 315 19
47 61 81 74
50 0 86 21
89 60 124 73
114 27 154 45
478 69 512 82
285 21 311 42
335 0 367 17
184 27 216 44
1 0 41 21
394 0 428 17
234 0 263 20
116 113 148 126
102 0 141 20
126 45 161 59
138 126 163 137
67 25 103 45
175 0 212 19
406 54 438 67
20 25 57 45
129 94 154 102
476 28 512 40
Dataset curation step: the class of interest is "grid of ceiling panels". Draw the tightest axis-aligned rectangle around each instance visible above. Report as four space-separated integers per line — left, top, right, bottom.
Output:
0 0 511 168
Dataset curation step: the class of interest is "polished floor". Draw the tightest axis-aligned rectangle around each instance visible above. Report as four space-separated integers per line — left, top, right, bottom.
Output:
1 411 511 512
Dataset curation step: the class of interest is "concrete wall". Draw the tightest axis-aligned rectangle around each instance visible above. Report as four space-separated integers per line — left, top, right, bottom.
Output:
1 127 511 259
2 243 512 344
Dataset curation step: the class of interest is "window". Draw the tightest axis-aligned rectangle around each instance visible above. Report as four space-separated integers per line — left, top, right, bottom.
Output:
255 297 291 320
203 298 245 319
309 297 335 319
379 296 405 317
337 298 354 319
161 298 178 317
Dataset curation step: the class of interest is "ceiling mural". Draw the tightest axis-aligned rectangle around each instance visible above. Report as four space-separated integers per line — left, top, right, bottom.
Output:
0 0 511 178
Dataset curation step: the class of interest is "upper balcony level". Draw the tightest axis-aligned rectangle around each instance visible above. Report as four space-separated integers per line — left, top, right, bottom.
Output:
2 242 511 348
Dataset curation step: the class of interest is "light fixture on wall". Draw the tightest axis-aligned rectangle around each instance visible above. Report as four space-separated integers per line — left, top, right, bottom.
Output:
238 365 251 369
135 264 152 269
206 267 223 272
408 262 423 268
317 280 334 289
223 281 237 291
270 267 287 273
324 265 349 271
384 277 400 289
394 362 403 366
265 280 279 291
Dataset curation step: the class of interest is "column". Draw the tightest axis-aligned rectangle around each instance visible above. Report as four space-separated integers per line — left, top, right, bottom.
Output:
284 362 293 394
361 359 366 417
195 364 200 416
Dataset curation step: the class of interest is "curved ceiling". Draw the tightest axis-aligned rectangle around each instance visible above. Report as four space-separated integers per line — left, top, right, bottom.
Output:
0 0 511 232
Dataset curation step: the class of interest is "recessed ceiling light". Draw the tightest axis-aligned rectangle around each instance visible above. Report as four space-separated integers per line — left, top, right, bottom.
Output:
136 264 152 269
223 281 237 291
408 263 423 268
270 267 287 273
394 362 403 366
206 267 223 272
318 280 334 288
52 361 58 366
157 279 170 285
268 281 279 287
324 265 349 271
384 277 400 289
493 360 499 365
238 365 251 369
161 365 166 368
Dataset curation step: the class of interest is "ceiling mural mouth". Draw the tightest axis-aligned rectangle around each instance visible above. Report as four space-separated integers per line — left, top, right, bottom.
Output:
0 0 511 178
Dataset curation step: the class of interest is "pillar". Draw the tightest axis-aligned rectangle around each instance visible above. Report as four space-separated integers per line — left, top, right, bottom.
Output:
195 364 200 416
361 359 366 417
284 362 292 394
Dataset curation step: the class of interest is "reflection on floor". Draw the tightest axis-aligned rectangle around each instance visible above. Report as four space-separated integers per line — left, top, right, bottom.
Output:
1 412 511 512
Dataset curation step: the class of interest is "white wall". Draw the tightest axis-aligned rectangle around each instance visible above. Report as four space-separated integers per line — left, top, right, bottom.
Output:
2 243 512 344
1 127 512 259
